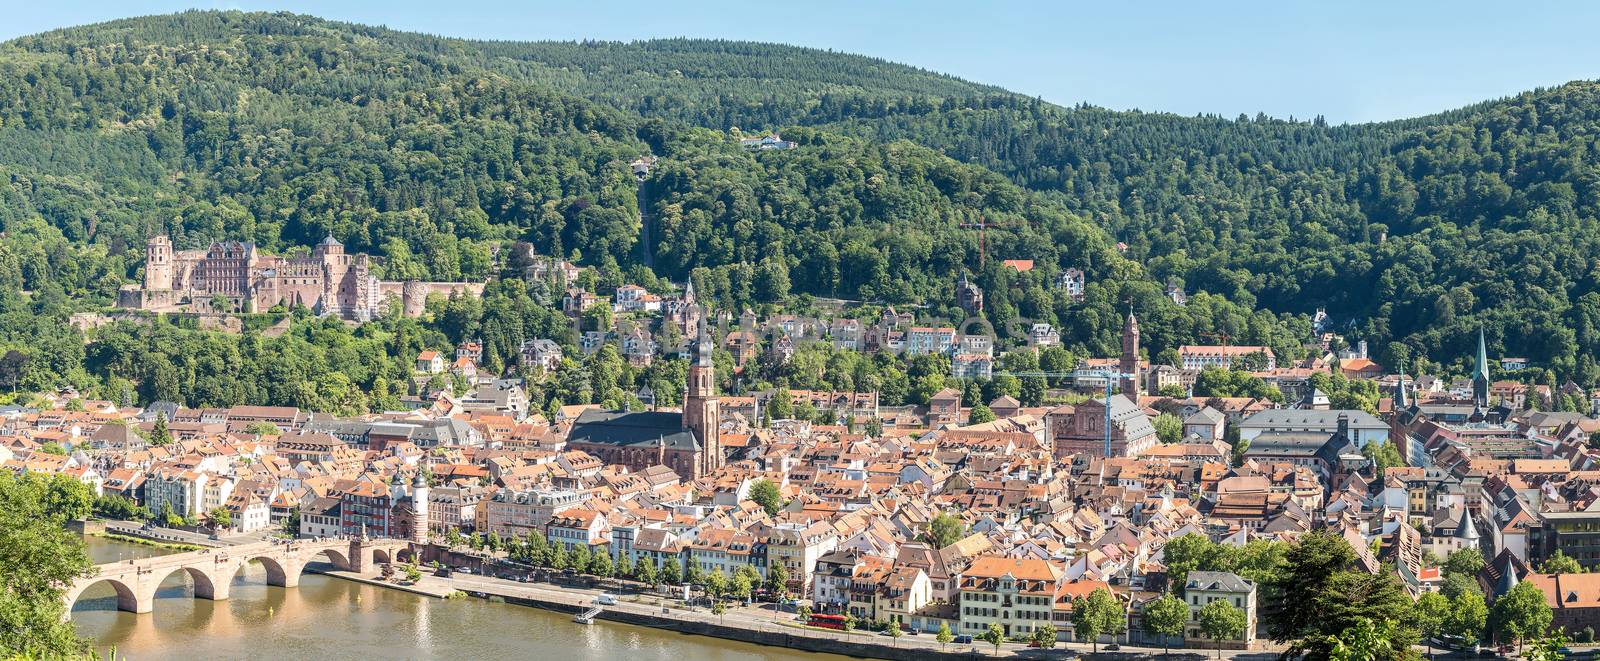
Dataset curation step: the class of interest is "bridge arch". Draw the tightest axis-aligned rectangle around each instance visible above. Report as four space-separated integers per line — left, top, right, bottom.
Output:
151 565 223 601
372 548 391 566
67 577 140 613
244 555 292 587
307 547 350 571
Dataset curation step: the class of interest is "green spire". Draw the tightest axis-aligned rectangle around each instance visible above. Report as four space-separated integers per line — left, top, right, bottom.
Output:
1473 327 1490 381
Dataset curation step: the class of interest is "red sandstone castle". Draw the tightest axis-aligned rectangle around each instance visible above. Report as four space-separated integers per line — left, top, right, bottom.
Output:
118 235 483 320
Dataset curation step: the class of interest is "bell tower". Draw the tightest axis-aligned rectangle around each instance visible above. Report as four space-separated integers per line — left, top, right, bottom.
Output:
1120 308 1141 399
682 312 721 477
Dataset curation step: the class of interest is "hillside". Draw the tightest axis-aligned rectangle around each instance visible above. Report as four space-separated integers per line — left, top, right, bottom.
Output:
3 11 1600 392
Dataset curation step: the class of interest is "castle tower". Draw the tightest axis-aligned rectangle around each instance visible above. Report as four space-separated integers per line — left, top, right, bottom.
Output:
1120 308 1140 399
683 315 721 477
410 470 430 544
144 235 174 291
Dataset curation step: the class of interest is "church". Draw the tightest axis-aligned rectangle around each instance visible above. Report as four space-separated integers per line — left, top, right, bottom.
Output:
564 326 724 481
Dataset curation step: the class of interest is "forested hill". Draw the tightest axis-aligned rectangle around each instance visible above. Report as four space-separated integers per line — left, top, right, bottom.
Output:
5 10 1600 388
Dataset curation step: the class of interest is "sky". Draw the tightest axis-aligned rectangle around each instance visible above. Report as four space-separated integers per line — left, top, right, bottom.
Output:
3 0 1599 124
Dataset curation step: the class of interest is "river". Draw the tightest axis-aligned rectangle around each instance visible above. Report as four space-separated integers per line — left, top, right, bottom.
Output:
72 536 843 660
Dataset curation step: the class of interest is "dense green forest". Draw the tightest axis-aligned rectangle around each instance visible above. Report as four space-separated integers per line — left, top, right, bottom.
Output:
1 10 1599 406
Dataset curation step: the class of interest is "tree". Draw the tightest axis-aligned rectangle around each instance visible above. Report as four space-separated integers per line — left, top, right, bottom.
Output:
244 421 280 436
1441 572 1481 600
1143 593 1190 656
1072 587 1123 652
207 506 232 530
1306 570 1419 659
711 599 727 625
0 472 95 658
615 553 633 582
1361 440 1405 478
570 544 591 572
926 512 966 549
1264 530 1355 643
703 570 728 600
885 621 901 647
661 558 682 586
1538 550 1585 574
589 551 613 578
162 503 185 528
936 622 954 651
403 562 423 583
93 494 148 520
1325 617 1393 661
636 556 658 587
1443 547 1486 578
1199 600 1247 659
968 403 996 424
842 613 857 636
1153 412 1183 443
767 388 794 420
978 622 1005 656
1526 630 1571 661
148 412 172 446
749 479 782 516
1445 590 1487 645
41 474 92 521
1491 581 1554 651
765 561 789 597
1159 532 1214 594
730 572 753 603
1415 591 1450 660
1032 622 1057 650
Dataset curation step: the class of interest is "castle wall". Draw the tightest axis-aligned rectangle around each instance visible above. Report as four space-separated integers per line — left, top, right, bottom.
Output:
123 237 484 321
377 281 487 318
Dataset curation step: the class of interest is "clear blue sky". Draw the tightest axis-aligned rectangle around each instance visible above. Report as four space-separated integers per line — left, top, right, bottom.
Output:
6 1 1599 123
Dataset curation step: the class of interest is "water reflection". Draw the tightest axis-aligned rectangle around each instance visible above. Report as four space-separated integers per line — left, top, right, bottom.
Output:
73 537 831 660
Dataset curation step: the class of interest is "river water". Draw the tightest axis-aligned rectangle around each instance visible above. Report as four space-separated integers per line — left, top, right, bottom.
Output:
72 536 838 660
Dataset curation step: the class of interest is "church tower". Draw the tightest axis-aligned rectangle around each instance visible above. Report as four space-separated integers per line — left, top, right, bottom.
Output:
1120 308 1141 399
1472 327 1491 410
145 235 174 291
683 314 721 476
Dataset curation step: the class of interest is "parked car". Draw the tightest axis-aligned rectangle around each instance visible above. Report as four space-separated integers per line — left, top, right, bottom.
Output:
595 593 618 606
954 635 973 644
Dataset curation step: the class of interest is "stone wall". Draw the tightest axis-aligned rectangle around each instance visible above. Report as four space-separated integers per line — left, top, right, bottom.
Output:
483 591 974 661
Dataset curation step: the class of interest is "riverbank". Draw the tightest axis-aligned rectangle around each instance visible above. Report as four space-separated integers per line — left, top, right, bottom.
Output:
440 573 976 661
89 531 206 552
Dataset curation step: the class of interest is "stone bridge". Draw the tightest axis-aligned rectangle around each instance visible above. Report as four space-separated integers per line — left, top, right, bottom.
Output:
65 537 414 615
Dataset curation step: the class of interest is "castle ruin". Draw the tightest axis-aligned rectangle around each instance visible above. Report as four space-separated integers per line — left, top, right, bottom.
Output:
118 235 484 320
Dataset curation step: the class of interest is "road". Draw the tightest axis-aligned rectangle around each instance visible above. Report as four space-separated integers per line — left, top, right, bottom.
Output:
439 570 1291 659
101 520 280 547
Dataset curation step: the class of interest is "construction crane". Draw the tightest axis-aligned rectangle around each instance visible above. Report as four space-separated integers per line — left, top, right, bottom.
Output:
959 217 995 271
958 215 1033 271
